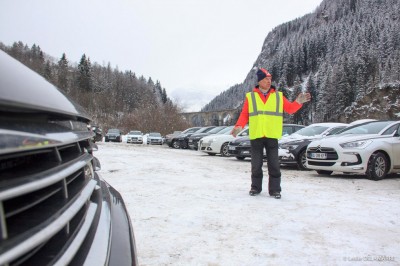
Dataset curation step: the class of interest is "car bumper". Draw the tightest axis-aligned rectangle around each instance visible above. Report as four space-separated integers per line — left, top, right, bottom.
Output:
127 139 143 144
306 147 367 173
228 146 251 157
188 139 200 150
278 148 297 164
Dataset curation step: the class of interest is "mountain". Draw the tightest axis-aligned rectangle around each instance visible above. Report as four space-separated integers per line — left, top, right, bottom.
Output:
201 0 400 124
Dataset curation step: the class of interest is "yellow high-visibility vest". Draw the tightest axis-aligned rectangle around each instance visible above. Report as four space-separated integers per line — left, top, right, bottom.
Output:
247 90 284 140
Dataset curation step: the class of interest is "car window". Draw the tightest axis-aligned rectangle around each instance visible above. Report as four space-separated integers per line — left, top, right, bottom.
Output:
327 126 347 135
294 126 329 136
339 121 394 135
149 133 161 137
382 124 399 135
282 126 294 136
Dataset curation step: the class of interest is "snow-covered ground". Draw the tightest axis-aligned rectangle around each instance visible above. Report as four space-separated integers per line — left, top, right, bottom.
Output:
95 142 400 266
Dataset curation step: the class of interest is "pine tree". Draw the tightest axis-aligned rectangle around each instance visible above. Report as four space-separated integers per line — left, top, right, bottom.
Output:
57 53 69 91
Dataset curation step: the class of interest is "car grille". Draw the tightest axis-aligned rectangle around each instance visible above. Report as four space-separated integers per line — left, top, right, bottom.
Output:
0 128 101 265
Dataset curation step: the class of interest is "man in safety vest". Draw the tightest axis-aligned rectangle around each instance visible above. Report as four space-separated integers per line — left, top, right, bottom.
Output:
231 68 311 199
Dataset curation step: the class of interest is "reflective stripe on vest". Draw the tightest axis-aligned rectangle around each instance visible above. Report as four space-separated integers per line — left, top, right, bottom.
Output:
247 91 284 140
249 91 282 117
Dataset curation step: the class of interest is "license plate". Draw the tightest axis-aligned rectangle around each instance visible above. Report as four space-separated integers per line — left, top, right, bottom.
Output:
310 153 327 159
228 146 236 150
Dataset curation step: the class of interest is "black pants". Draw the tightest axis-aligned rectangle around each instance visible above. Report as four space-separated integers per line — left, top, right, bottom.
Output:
250 137 281 195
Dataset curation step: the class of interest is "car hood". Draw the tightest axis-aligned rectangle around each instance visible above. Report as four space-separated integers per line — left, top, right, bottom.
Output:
0 50 91 121
310 133 389 146
279 134 320 144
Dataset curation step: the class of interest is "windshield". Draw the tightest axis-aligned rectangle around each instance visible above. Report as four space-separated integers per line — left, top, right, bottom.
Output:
108 129 119 133
218 126 234 135
338 121 394 135
149 133 161 137
129 131 142 135
208 126 226 134
293 126 329 136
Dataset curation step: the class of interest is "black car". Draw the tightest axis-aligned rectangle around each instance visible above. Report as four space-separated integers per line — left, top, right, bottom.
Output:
165 130 182 146
188 126 226 150
0 50 138 265
169 126 202 149
278 123 348 170
228 124 305 160
105 128 123 142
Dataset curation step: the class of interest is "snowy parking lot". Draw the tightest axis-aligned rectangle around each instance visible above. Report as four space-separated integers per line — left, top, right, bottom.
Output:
95 142 400 266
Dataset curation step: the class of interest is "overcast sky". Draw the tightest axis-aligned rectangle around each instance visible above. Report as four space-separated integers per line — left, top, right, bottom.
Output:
0 0 322 111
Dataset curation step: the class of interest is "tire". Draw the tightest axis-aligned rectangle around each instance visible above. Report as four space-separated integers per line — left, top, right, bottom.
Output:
366 152 389 180
297 150 308 170
316 170 333 175
172 140 180 149
105 139 109 142
236 156 245 161
220 142 230 157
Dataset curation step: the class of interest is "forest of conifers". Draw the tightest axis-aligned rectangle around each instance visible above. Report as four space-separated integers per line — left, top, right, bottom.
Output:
0 42 191 134
202 0 400 124
2 0 400 132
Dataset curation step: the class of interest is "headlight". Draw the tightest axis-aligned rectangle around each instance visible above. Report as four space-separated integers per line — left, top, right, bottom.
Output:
340 140 372 149
280 144 299 150
239 140 251 146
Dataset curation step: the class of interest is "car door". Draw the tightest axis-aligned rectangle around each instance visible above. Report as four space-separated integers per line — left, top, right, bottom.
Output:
392 125 400 169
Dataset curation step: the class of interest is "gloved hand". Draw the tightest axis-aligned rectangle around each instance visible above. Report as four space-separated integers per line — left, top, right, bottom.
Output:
295 92 311 104
231 126 243 137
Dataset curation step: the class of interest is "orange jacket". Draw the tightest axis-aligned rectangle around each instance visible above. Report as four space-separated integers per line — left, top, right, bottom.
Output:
235 87 302 128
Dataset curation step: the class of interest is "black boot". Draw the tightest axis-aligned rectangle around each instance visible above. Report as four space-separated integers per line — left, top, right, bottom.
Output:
270 192 281 199
249 188 261 196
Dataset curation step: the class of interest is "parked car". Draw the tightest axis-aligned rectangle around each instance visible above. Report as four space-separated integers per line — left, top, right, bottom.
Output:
188 126 227 150
278 123 348 169
91 125 103 142
165 130 182 146
105 128 123 142
147 132 163 145
0 50 138 265
127 130 143 144
199 126 246 156
306 120 400 180
169 127 202 149
228 124 306 160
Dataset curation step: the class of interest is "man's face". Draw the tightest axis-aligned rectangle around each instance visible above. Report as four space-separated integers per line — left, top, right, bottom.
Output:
258 76 272 90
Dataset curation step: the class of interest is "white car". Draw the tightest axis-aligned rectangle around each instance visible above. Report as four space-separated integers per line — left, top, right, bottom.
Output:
306 120 400 180
198 126 247 156
127 130 143 144
147 132 163 145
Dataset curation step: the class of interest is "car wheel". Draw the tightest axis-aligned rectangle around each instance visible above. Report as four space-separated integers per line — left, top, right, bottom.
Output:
172 140 180 149
220 142 230 157
366 152 389 180
316 170 333 175
105 139 109 142
207 153 216 156
297 150 308 170
236 156 245 160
